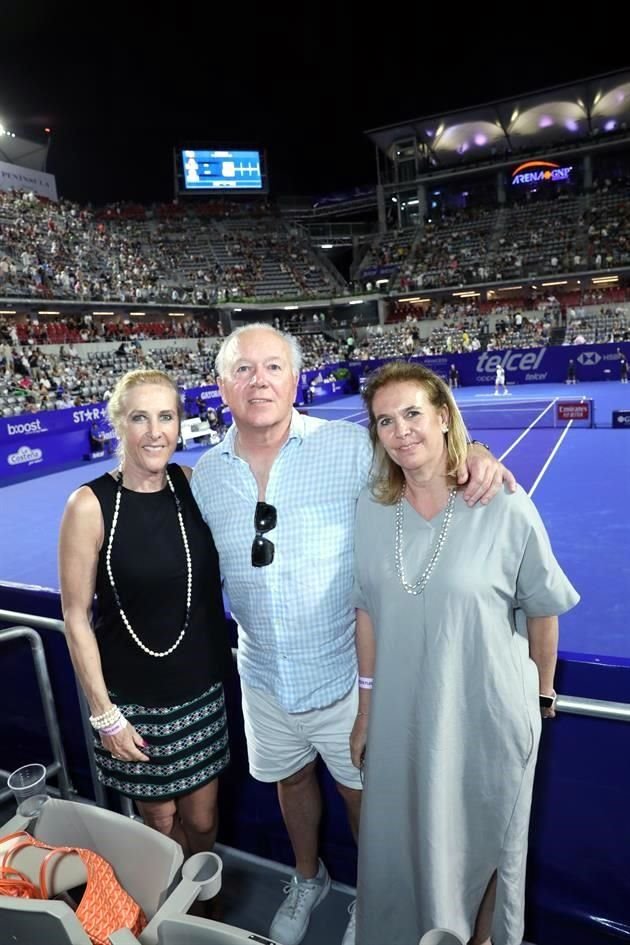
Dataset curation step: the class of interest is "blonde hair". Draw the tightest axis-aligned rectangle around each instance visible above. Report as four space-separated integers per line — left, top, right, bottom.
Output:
362 361 469 504
107 370 182 457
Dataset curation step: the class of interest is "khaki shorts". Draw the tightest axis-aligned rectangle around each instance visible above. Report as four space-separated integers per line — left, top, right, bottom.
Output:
241 681 362 789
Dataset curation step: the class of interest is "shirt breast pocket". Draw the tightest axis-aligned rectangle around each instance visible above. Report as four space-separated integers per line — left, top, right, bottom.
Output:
298 503 351 560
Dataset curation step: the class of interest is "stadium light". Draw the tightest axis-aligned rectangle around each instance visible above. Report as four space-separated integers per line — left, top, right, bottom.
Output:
129 312 146 316
38 310 60 315
541 281 568 287
320 244 333 249
168 312 186 316
0 310 16 314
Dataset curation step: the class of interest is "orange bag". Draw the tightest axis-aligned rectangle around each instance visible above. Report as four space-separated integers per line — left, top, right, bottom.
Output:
0 831 147 945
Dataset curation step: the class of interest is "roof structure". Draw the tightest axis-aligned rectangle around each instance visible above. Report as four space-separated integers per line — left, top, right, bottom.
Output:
365 68 630 171
0 131 49 171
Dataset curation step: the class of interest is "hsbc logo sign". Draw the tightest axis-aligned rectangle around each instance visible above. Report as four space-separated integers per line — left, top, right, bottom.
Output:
577 351 601 366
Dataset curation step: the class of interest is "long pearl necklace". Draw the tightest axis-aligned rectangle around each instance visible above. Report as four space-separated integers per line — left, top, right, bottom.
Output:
395 486 457 595
105 468 193 658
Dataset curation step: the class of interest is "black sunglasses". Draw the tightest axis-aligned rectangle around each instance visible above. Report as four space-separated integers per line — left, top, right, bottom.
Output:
252 501 277 568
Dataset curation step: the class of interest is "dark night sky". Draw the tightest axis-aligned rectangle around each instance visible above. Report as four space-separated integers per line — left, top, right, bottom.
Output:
2 6 629 207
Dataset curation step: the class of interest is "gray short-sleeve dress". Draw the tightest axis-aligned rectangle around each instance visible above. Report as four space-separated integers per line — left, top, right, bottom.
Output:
353 484 579 945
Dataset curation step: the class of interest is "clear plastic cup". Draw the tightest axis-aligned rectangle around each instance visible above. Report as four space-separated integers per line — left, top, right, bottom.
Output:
419 931 466 945
7 763 48 817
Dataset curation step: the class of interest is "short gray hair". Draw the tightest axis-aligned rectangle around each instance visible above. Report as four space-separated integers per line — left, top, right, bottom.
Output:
215 323 303 378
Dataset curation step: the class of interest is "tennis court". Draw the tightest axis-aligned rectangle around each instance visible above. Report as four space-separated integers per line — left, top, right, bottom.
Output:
1 380 629 664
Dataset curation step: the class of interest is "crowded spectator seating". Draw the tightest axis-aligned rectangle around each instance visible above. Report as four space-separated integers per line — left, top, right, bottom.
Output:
358 229 416 288
3 296 628 418
3 180 630 311
0 191 346 305
0 325 358 416
356 179 630 292
366 297 630 360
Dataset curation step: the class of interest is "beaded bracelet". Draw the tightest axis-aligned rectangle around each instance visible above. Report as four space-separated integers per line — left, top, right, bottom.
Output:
89 705 122 730
89 704 119 724
358 676 373 690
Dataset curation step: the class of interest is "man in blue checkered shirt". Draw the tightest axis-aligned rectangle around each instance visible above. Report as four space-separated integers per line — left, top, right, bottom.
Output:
191 324 515 945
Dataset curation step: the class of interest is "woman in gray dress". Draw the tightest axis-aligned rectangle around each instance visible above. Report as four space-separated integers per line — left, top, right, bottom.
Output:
350 361 579 945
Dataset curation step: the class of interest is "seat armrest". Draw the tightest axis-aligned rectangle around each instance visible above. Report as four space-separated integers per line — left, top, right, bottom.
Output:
0 812 32 834
109 929 142 945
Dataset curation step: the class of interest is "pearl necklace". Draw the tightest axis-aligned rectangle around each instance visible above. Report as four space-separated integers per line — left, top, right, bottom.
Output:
105 468 192 658
395 486 457 595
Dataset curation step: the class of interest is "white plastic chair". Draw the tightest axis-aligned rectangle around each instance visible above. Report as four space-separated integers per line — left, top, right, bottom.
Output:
0 797 182 945
0 798 282 945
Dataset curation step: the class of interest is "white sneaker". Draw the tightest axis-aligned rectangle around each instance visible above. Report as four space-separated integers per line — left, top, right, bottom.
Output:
269 860 331 945
341 899 356 945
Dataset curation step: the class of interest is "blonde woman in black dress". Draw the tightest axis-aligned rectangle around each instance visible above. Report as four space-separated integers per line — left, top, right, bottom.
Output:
59 369 232 855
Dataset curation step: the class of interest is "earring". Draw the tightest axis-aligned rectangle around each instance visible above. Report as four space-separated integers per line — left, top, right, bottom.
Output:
442 425 449 433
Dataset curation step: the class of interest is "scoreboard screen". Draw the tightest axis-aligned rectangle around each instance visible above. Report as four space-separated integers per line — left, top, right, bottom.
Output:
178 148 266 193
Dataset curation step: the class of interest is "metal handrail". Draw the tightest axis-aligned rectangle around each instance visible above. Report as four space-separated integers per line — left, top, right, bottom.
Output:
0 625 73 803
0 609 106 808
556 694 630 722
1 608 628 825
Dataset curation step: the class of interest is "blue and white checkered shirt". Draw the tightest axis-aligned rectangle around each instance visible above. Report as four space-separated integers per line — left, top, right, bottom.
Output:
191 410 373 712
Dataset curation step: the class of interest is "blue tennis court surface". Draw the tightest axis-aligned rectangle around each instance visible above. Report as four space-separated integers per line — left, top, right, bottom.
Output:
1 381 629 663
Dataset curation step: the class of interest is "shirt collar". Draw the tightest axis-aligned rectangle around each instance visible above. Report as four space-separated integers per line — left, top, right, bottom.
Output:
219 408 305 459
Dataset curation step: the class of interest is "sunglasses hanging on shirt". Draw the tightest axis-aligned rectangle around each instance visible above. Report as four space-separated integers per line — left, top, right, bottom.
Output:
252 501 277 567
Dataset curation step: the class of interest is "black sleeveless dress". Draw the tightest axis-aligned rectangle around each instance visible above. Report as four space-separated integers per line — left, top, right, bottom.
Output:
86 464 232 799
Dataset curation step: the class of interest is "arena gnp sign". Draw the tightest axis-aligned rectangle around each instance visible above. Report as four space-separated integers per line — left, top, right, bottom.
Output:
511 160 573 186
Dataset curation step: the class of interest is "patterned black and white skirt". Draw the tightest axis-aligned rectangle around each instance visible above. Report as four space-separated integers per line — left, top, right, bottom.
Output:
94 682 230 800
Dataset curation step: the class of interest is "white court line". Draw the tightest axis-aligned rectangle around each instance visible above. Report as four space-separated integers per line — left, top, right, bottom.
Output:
498 399 558 462
341 408 369 422
528 421 573 497
324 407 368 422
